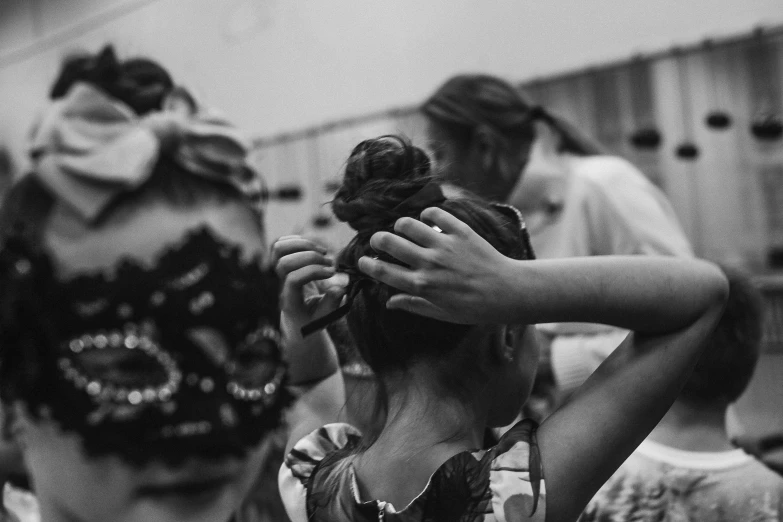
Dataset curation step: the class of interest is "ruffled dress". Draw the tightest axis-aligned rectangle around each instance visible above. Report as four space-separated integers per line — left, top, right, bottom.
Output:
279 419 546 522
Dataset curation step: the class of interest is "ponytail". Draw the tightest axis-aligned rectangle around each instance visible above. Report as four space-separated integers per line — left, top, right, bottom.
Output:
531 106 606 156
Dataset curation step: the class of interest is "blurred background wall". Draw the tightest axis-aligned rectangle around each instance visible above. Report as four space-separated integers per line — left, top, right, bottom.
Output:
1 1 782 151
1 0 782 472
5 0 782 264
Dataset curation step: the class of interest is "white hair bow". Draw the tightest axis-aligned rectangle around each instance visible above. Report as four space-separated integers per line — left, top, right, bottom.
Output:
29 82 257 222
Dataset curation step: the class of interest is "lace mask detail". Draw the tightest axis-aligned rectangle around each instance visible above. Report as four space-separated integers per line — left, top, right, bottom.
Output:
0 226 290 466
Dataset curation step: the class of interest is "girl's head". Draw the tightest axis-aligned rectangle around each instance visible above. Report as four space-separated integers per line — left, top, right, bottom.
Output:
0 47 286 522
331 135 538 430
422 75 536 201
680 266 764 407
422 74 604 202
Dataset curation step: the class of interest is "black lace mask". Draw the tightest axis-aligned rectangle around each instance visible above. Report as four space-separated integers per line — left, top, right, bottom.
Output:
0 226 289 466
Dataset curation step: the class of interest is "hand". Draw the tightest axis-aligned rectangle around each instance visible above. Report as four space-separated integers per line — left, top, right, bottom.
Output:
272 236 346 341
356 207 517 324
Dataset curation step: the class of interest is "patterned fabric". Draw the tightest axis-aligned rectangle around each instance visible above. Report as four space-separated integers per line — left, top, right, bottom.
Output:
579 439 783 522
0 227 287 467
279 420 546 522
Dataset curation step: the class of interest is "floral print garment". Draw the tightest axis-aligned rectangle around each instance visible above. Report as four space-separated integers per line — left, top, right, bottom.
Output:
579 440 783 522
278 420 546 522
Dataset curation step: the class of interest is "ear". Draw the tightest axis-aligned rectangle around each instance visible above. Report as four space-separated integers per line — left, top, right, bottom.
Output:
489 325 516 364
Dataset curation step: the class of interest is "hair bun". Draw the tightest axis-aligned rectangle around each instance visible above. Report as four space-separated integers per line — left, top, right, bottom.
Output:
332 135 435 232
50 46 173 116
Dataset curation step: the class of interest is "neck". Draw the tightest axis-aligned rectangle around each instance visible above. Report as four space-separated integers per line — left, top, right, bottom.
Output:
379 375 485 455
648 399 734 452
354 366 486 507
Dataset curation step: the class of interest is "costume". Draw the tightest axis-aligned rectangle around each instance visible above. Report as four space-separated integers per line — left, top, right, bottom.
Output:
279 420 546 522
0 53 290 522
0 72 288 466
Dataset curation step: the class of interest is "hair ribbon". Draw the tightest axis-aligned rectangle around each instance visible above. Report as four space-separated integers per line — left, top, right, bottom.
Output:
28 82 257 222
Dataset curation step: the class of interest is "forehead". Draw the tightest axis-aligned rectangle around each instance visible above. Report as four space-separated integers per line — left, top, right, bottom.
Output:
44 195 266 278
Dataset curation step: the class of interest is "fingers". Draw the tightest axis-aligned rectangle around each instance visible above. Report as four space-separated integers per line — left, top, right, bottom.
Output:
284 264 336 291
419 207 473 237
357 256 423 295
385 294 454 322
313 272 349 293
271 237 327 266
276 250 332 279
318 286 347 314
393 217 443 248
369 231 430 268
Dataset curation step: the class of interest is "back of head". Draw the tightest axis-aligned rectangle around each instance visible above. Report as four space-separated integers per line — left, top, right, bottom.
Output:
422 74 536 149
332 135 532 383
681 266 764 405
1 45 251 248
49 49 174 114
422 74 604 157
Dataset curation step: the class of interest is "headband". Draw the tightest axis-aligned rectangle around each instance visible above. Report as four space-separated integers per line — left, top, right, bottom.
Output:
29 82 259 222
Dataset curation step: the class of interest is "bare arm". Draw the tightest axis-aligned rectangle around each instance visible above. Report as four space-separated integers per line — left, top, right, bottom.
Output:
358 208 727 522
272 237 348 453
357 207 723 329
478 248 726 515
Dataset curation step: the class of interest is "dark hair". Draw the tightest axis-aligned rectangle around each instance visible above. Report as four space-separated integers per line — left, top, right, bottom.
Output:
681 266 764 404
0 146 13 199
0 45 249 244
49 48 174 114
422 74 604 156
332 136 531 427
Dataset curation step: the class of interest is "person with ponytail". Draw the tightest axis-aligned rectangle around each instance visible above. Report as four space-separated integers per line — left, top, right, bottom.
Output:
277 135 727 522
0 46 342 522
421 74 604 202
422 74 693 401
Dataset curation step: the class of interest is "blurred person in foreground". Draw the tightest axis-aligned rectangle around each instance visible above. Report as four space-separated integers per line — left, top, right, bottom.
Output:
0 46 343 522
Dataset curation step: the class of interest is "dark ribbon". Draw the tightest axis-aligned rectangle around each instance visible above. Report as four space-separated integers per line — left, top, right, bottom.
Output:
300 268 370 337
393 181 446 214
300 182 447 337
528 423 543 516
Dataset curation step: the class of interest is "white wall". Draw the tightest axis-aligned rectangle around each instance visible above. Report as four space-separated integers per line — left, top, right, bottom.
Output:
2 0 783 165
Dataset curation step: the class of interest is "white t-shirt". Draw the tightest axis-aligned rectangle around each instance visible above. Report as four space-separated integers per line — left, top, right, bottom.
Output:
519 155 693 391
528 155 692 259
583 439 783 521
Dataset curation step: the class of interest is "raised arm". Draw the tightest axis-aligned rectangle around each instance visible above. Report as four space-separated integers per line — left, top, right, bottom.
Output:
510 252 726 521
357 207 723 329
359 208 728 522
272 236 347 453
